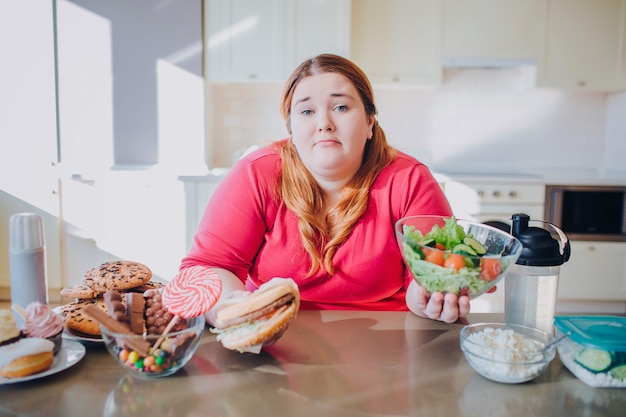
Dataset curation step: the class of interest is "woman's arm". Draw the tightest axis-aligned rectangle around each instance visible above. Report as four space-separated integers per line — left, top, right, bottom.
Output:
203 267 247 326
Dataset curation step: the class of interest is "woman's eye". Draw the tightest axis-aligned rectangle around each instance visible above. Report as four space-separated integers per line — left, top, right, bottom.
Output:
301 109 313 116
333 104 348 112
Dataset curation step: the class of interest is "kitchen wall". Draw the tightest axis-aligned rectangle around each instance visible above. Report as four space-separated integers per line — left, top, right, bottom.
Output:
605 91 626 175
208 69 624 180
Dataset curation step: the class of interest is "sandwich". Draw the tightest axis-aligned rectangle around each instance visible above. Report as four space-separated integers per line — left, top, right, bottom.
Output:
212 277 300 354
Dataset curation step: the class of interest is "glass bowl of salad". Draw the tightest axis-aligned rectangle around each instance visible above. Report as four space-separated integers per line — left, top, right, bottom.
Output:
395 215 523 299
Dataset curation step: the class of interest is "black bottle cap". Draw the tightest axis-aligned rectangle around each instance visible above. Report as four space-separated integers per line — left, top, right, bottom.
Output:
511 213 570 266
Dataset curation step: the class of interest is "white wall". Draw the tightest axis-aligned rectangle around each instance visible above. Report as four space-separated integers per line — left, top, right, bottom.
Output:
0 0 206 297
207 69 624 180
57 0 205 167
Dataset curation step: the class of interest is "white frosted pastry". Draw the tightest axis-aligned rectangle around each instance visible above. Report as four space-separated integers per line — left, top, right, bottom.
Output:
0 337 55 378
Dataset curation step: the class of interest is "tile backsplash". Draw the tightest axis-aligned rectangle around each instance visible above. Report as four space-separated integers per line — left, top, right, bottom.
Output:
207 69 625 178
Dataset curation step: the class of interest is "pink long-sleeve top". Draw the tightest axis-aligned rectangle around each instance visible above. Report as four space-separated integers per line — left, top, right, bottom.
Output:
181 143 452 310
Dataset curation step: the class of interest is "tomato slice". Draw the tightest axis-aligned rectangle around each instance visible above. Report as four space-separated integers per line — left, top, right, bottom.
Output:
423 248 445 266
480 258 502 281
444 253 465 270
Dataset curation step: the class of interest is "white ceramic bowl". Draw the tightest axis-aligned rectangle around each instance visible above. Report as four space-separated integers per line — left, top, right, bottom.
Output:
395 215 523 299
460 322 556 384
100 315 205 379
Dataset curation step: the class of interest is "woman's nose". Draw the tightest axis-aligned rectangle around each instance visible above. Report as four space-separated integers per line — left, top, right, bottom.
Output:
317 112 334 131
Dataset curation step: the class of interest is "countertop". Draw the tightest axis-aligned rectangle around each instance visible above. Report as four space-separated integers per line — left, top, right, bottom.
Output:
433 170 626 186
177 166 626 186
1 311 624 417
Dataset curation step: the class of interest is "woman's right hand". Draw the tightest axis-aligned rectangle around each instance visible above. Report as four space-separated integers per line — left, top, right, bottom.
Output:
405 280 470 323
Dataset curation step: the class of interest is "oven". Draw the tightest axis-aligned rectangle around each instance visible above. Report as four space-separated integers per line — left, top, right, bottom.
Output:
443 180 546 231
545 184 626 242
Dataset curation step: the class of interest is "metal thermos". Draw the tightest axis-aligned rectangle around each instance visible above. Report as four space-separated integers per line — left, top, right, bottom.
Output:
504 213 570 335
9 213 48 318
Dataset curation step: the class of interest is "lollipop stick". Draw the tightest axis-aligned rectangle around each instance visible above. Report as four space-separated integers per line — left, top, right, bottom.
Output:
153 315 180 350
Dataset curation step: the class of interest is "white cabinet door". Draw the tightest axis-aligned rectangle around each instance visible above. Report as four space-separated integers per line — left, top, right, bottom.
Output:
537 0 626 91
350 0 443 86
286 0 351 66
206 0 351 82
206 0 287 82
0 0 59 215
558 241 626 300
443 0 541 61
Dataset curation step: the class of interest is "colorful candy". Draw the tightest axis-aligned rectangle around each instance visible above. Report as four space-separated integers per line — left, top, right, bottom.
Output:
115 345 174 374
162 266 222 318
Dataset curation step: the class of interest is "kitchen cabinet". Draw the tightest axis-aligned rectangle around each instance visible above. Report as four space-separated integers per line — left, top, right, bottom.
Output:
0 0 59 215
350 0 443 86
442 0 541 62
558 241 626 300
284 0 351 69
536 0 626 91
180 175 225 252
205 0 351 82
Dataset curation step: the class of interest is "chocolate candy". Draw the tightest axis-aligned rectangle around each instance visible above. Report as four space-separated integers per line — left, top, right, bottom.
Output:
143 290 186 335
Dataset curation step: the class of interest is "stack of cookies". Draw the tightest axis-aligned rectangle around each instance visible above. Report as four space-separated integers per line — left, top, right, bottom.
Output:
59 260 163 338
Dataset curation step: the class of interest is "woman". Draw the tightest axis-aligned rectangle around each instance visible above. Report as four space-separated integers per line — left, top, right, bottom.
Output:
181 54 469 324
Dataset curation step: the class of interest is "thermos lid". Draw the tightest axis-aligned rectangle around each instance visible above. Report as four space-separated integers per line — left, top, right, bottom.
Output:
9 213 45 252
511 213 570 266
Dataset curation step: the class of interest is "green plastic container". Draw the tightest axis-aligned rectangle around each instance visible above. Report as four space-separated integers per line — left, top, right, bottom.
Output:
553 315 626 388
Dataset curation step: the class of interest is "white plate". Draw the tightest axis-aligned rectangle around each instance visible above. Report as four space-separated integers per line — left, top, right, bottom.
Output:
52 306 103 344
0 339 86 385
62 329 103 344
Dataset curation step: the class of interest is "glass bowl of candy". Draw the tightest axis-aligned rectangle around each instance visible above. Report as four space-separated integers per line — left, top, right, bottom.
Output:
100 315 205 379
395 215 523 299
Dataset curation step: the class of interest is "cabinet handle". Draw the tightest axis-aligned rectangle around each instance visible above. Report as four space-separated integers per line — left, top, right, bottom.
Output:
492 190 501 198
509 191 518 198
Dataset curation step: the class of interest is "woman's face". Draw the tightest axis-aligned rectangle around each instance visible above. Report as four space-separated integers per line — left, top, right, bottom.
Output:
289 72 375 184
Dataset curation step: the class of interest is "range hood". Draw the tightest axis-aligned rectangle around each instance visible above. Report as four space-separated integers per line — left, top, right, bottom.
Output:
442 57 536 69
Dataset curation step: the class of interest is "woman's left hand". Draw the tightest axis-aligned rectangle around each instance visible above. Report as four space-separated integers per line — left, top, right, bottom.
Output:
405 280 470 323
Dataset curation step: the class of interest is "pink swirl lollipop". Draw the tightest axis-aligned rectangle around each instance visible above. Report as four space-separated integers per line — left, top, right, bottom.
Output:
162 266 222 319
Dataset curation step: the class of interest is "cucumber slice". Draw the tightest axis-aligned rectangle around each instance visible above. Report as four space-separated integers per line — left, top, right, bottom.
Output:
452 243 477 256
609 364 626 381
463 236 487 255
575 348 613 373
421 238 435 247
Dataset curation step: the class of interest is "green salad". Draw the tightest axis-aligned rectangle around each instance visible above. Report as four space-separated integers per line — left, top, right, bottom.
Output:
400 217 507 298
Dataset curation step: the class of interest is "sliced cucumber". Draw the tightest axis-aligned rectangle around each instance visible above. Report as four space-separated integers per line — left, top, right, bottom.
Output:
609 364 626 381
452 243 477 256
421 238 435 247
575 348 613 373
405 241 425 259
463 236 487 255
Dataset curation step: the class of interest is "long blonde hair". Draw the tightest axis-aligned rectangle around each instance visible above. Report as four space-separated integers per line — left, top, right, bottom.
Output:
277 54 396 276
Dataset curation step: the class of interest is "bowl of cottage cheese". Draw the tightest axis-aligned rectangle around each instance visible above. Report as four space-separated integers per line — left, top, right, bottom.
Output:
460 322 556 384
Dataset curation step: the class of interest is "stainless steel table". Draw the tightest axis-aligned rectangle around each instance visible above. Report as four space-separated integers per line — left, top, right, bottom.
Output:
1 311 624 416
